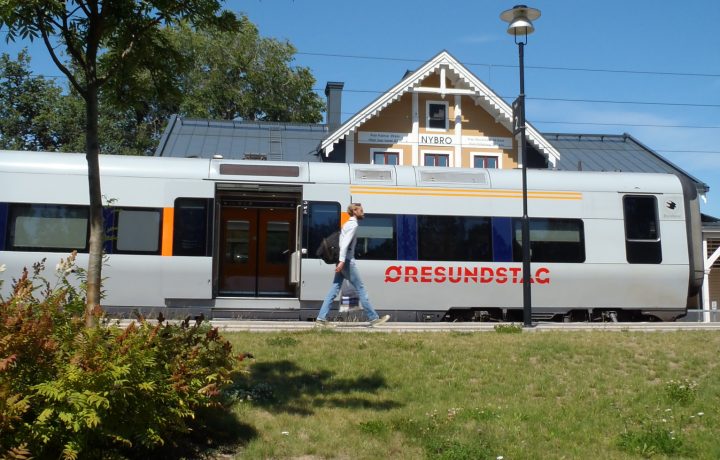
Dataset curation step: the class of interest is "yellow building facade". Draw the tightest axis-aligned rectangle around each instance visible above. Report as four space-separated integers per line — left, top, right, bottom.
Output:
321 51 560 169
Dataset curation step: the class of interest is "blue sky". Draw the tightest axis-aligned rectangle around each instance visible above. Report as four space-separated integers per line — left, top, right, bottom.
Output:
3 0 720 216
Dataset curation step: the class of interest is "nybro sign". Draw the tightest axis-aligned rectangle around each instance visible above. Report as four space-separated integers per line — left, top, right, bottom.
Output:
384 265 551 285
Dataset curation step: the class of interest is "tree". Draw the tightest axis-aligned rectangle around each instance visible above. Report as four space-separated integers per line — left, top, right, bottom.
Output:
0 50 83 151
0 50 160 156
168 18 324 122
0 1 236 326
1 16 324 159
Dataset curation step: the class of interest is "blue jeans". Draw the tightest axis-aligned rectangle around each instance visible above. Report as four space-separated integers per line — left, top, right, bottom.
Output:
317 260 379 321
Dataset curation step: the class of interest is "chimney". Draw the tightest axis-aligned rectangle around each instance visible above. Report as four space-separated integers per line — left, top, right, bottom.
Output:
325 82 344 131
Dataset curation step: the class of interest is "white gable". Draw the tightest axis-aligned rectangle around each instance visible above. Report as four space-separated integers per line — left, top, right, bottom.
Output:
320 50 559 166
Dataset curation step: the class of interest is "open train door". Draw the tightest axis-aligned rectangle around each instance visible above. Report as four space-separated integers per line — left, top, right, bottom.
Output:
216 190 301 297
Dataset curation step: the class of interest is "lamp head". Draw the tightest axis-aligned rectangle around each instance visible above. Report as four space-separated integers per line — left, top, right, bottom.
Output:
500 5 541 42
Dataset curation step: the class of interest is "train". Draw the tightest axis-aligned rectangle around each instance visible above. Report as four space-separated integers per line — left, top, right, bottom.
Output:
0 150 705 322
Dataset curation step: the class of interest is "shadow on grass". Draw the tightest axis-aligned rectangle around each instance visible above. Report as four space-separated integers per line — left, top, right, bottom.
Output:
232 359 402 415
141 405 258 460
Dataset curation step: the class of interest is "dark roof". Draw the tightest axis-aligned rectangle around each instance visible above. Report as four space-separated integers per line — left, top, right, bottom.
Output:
545 133 709 193
703 213 720 224
155 115 327 161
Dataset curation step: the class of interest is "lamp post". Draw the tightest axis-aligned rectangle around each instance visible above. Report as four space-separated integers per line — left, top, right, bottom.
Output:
500 5 540 327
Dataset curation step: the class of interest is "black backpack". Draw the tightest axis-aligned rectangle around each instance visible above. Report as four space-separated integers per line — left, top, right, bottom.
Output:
315 230 340 264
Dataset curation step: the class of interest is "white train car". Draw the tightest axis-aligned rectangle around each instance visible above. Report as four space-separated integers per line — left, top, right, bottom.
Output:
0 150 704 321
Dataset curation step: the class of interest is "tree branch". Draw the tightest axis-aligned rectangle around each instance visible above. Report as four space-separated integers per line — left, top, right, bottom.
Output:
36 10 84 97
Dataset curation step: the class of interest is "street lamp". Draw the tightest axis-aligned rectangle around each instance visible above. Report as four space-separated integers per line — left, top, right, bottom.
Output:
500 5 540 327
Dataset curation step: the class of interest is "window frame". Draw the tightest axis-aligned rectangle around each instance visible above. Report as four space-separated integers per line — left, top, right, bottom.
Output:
354 213 397 261
417 214 493 262
472 152 502 169
6 203 90 252
370 148 402 165
422 151 451 167
622 194 662 264
512 217 586 263
173 198 213 257
425 100 449 131
304 201 341 259
111 207 163 255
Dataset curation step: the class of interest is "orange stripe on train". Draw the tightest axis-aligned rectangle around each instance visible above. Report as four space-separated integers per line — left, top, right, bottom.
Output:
162 207 174 256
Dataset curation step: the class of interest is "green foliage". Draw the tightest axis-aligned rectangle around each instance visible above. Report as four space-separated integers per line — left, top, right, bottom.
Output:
0 15 324 158
0 50 84 152
0 255 242 458
265 335 299 348
664 378 698 405
494 323 523 333
167 18 325 123
618 417 685 458
390 409 493 459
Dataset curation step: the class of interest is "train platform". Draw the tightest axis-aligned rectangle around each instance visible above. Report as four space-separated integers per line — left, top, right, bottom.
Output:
112 319 720 333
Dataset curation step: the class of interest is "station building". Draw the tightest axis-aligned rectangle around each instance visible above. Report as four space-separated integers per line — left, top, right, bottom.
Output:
155 50 719 319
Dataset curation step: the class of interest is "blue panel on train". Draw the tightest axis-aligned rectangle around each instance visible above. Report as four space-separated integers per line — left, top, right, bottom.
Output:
103 207 115 254
397 214 418 261
0 203 7 251
492 217 513 262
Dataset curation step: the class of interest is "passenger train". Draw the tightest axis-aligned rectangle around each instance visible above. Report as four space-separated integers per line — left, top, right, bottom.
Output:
0 150 704 321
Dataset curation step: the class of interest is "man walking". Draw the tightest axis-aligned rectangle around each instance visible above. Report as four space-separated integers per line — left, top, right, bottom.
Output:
316 203 390 327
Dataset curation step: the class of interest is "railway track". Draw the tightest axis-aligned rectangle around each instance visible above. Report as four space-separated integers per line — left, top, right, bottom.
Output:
114 319 720 333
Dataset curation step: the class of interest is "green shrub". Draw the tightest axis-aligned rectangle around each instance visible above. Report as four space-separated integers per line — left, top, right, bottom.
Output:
618 419 684 457
664 378 698 405
494 323 523 334
0 254 243 458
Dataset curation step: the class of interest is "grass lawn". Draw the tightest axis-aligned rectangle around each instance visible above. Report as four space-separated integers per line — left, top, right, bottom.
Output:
216 330 720 459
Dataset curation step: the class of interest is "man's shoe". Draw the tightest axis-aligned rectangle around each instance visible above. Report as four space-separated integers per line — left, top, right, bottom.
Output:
369 314 390 327
315 319 334 328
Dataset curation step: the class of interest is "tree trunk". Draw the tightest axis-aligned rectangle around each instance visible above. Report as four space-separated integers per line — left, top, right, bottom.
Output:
85 84 103 327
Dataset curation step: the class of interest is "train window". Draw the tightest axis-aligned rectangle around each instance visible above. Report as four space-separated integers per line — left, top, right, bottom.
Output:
174 198 212 257
265 221 291 264
418 215 492 261
623 195 661 264
304 201 341 259
0 203 8 252
512 218 585 263
225 220 250 263
113 208 161 254
355 214 397 260
7 203 88 252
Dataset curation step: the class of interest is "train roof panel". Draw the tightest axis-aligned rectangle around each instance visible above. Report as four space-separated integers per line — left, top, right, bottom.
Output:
416 167 490 188
487 168 681 194
210 159 310 182
0 150 213 179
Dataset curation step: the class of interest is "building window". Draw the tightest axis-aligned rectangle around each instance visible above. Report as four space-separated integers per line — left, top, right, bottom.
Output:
372 150 400 165
424 153 449 167
426 101 448 130
473 155 499 169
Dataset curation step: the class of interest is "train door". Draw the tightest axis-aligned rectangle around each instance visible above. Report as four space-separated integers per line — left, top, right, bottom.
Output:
217 193 299 297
